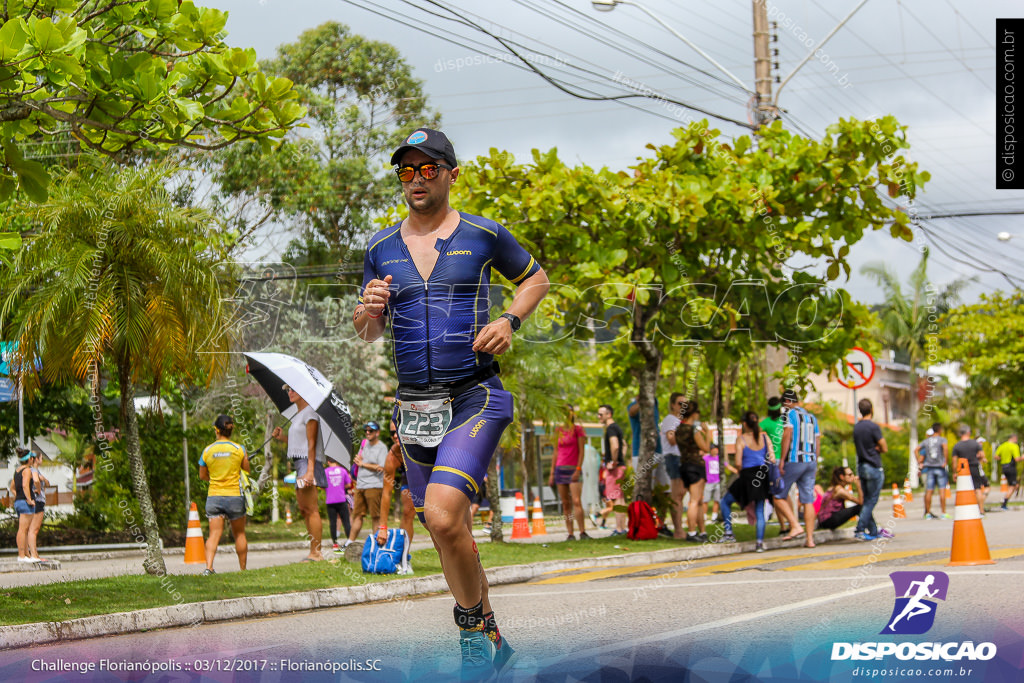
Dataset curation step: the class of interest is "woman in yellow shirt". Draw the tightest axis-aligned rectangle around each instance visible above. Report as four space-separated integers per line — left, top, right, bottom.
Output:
199 415 250 575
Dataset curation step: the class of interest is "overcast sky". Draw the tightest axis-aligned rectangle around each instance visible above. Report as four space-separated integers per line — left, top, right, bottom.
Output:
205 0 1024 304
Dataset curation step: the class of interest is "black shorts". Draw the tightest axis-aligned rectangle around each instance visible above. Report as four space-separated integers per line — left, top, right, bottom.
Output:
968 463 986 490
1002 463 1019 487
680 461 706 488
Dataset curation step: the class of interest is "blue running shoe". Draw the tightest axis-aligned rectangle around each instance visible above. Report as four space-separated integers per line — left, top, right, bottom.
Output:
491 637 517 679
459 629 494 682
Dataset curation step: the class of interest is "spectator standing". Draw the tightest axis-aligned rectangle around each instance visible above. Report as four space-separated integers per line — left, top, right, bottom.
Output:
28 452 49 561
817 466 863 530
703 444 725 523
952 426 987 514
598 404 627 535
659 392 686 538
853 398 892 541
12 449 37 563
325 458 352 551
376 422 415 573
272 384 328 561
996 434 1021 510
674 402 711 542
917 423 950 519
346 422 388 548
719 411 774 551
198 415 250 574
777 390 820 548
761 396 803 537
549 405 589 540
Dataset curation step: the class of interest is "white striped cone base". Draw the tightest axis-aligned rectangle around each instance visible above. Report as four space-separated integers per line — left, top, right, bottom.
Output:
948 460 994 566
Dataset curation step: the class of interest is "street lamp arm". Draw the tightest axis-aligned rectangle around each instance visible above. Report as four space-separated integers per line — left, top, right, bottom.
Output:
774 0 870 105
616 0 753 94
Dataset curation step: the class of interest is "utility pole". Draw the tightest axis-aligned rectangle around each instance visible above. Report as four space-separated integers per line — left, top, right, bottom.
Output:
751 0 778 128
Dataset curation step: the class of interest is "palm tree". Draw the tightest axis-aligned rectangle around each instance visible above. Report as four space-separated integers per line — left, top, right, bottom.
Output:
860 248 971 486
0 160 230 574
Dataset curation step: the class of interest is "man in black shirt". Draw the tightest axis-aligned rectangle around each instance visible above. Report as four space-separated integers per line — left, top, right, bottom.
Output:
952 425 987 514
852 398 891 540
598 404 627 535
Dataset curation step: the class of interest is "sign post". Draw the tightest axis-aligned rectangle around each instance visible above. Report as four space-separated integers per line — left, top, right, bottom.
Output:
836 347 876 468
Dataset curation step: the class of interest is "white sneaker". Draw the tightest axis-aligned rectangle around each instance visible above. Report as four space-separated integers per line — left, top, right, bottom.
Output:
17 557 33 563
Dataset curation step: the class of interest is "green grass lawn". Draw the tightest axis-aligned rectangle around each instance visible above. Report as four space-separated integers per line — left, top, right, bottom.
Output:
1 521 789 626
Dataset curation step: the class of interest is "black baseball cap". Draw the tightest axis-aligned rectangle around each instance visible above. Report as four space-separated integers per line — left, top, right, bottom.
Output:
390 128 457 168
781 389 799 404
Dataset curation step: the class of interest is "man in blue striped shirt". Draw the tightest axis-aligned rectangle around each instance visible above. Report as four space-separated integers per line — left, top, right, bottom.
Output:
776 389 820 548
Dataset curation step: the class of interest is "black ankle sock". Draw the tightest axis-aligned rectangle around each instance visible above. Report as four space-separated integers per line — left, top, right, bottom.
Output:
454 600 485 631
483 610 504 647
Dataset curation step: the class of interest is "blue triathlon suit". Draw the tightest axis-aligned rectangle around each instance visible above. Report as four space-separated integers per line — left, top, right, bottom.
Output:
360 213 540 522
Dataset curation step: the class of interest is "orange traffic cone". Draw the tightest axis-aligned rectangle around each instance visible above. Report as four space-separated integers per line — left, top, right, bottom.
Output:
184 502 205 564
286 508 293 526
903 478 913 503
511 492 531 540
892 483 906 519
531 496 547 535
1000 474 1009 499
944 483 952 501
948 458 995 566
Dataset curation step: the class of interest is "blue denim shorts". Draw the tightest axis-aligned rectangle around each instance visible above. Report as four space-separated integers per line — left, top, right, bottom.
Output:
781 460 817 504
664 454 682 480
206 495 246 520
922 466 948 490
14 499 35 515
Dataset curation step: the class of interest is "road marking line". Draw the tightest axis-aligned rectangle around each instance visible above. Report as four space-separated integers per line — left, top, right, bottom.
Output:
635 549 867 579
914 546 1024 566
781 548 945 571
533 581 892 666
424 569 1024 602
534 562 680 584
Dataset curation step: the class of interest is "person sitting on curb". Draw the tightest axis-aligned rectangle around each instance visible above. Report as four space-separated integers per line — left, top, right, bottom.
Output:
817 466 863 531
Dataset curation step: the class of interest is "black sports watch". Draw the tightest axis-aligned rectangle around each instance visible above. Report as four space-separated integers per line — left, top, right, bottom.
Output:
499 312 521 332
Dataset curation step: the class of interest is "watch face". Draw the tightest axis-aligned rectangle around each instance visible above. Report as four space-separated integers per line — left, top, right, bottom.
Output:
503 313 520 331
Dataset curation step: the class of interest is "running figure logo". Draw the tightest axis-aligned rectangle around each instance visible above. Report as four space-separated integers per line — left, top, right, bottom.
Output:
881 571 949 635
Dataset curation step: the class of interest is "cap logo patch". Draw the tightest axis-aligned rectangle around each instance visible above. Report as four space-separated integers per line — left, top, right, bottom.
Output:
406 130 428 144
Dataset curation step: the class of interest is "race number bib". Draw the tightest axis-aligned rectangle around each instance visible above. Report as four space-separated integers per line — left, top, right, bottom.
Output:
397 394 453 447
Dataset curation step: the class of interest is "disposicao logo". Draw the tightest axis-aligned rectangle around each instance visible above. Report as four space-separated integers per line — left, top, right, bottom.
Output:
831 571 997 662
882 571 948 635
406 130 428 144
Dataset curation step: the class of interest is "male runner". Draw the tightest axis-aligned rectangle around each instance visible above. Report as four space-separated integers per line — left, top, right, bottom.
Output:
995 434 1020 510
353 128 549 681
887 574 939 632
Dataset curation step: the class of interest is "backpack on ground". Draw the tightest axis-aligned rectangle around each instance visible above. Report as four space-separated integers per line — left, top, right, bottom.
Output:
627 500 659 540
361 528 407 574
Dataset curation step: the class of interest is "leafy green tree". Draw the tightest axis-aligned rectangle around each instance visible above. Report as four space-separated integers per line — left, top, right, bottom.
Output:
861 248 970 485
454 116 925 502
210 21 438 255
0 160 230 574
939 291 1024 413
0 0 305 201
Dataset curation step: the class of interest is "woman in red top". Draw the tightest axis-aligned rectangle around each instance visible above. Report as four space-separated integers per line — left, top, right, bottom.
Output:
549 405 589 540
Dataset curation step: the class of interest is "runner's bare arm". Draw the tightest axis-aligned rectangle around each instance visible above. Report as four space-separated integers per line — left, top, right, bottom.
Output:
355 274 393 342
473 268 550 355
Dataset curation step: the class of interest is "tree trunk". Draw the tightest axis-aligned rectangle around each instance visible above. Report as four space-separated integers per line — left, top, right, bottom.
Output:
631 299 663 504
521 415 535 497
908 360 919 488
119 360 166 575
487 451 503 542
713 370 726 455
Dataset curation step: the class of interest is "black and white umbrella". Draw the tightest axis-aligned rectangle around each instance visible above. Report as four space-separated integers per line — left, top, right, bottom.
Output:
243 352 356 467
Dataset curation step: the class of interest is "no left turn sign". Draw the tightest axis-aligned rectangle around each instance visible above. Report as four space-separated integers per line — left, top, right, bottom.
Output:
836 347 875 390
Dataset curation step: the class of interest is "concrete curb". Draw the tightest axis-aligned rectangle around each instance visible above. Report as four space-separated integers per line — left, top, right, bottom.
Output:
0 559 62 574
0 528 853 650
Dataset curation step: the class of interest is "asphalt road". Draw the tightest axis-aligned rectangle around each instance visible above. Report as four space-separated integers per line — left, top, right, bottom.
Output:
2 503 1022 682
